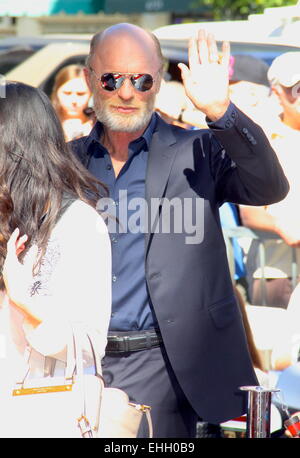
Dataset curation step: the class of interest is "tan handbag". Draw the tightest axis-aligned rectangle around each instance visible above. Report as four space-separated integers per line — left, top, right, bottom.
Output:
98 379 153 438
0 324 152 438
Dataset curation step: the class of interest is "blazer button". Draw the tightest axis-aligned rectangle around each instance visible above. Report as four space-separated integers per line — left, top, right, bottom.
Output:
242 127 248 134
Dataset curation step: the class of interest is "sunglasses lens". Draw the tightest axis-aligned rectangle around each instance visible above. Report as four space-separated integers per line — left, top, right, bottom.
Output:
101 73 154 92
100 73 118 91
132 74 154 92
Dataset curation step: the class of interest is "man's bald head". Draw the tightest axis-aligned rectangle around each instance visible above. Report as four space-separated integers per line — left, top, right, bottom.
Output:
86 23 164 71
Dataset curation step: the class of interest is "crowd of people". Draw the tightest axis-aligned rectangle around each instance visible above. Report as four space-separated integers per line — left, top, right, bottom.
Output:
0 21 299 438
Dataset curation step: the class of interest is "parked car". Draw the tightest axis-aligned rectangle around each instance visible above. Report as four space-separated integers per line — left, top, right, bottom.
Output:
0 34 91 75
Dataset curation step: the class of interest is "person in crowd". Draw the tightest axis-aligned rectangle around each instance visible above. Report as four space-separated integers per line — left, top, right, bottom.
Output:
154 79 192 129
51 64 94 141
0 82 111 398
220 202 249 300
272 281 300 371
70 23 289 437
227 54 271 119
239 52 300 309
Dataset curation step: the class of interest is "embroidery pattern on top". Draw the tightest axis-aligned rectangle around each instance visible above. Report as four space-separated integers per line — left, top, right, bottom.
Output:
29 237 61 297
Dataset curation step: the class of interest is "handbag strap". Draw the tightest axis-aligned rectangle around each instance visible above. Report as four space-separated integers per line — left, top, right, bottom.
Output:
145 408 153 438
129 403 153 438
64 327 102 379
71 322 96 438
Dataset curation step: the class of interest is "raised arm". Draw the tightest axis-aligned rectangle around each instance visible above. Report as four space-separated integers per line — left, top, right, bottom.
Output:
178 29 289 206
240 205 300 247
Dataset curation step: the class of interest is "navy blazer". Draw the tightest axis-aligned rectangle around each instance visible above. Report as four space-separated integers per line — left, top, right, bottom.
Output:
70 107 289 423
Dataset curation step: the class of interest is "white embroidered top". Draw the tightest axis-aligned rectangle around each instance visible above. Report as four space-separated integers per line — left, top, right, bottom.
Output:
0 199 111 384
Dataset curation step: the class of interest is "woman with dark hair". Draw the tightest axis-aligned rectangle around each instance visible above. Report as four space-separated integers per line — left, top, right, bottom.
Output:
0 82 111 394
51 64 94 141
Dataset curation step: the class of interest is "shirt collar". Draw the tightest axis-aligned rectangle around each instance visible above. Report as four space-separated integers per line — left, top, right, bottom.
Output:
85 113 157 153
141 113 156 150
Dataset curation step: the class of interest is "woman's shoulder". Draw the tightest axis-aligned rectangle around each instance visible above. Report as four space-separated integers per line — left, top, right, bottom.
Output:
53 198 108 237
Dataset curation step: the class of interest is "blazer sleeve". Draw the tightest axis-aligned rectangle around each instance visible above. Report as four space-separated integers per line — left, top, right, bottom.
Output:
208 104 290 206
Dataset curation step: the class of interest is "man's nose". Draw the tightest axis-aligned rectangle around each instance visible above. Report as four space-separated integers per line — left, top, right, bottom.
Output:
118 78 135 101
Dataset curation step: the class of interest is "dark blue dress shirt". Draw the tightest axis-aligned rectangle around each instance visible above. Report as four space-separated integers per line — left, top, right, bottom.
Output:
87 115 157 331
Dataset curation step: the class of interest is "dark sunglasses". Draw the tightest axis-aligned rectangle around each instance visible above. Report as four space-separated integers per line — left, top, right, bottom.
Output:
90 67 154 92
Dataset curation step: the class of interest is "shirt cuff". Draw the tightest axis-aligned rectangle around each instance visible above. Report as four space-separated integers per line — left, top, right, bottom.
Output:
206 102 237 130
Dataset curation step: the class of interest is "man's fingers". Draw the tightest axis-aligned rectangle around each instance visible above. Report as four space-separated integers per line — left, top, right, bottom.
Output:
197 29 209 65
207 33 219 63
188 36 200 74
221 40 231 70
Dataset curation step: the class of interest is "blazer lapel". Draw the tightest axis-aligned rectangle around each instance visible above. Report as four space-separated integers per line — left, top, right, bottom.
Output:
145 116 179 254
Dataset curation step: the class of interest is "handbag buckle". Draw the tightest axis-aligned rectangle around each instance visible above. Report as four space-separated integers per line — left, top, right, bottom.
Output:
77 415 94 438
129 402 151 412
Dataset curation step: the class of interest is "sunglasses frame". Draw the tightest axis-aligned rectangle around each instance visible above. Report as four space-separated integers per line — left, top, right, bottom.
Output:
89 67 155 92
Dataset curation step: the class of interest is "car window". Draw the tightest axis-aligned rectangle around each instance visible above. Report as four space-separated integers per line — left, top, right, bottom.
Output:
0 47 37 74
39 55 88 96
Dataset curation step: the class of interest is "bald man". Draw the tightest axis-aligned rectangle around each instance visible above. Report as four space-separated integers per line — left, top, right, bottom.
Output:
70 23 289 437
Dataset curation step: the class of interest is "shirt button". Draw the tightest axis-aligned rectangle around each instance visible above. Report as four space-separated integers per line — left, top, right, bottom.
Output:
106 164 112 170
111 236 118 243
112 275 117 282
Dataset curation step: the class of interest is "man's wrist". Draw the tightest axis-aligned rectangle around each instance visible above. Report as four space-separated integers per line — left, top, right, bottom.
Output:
206 101 237 129
205 100 231 122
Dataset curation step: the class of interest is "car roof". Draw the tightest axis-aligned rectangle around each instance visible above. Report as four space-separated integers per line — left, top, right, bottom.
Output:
153 22 299 46
154 22 300 64
5 42 90 87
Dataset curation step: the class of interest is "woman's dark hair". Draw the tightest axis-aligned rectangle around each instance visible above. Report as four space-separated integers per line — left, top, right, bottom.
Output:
0 81 107 288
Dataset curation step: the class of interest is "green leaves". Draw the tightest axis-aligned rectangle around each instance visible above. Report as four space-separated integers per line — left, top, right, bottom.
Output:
191 0 297 20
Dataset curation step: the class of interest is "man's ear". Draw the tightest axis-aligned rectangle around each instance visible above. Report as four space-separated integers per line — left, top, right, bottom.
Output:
155 72 164 94
84 67 92 92
272 84 283 98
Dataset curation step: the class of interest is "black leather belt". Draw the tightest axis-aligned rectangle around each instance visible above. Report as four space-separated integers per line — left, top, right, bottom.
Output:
106 329 162 353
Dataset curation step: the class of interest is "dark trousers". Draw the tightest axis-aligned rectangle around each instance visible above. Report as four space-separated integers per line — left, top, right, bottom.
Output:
101 345 198 438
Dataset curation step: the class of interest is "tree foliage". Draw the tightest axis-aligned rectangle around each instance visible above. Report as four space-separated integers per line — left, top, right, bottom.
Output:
191 0 298 20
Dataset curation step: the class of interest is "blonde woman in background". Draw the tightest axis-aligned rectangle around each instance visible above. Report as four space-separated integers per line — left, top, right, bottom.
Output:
51 64 94 141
